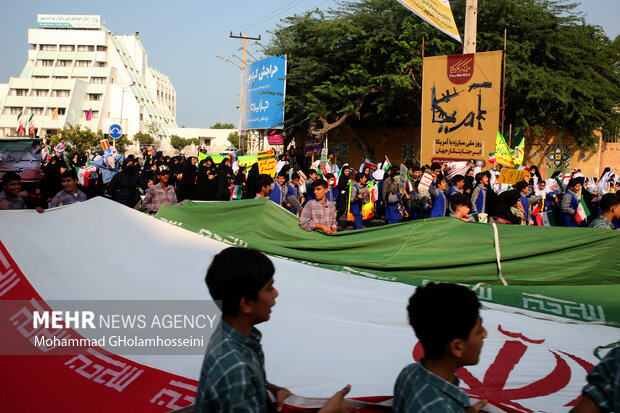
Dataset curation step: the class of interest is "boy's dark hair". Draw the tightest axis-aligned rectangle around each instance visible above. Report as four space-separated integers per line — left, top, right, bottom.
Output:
475 172 486 184
407 282 480 360
313 179 328 189
600 193 620 212
568 177 582 190
514 181 528 193
206 247 275 317
308 169 318 177
450 193 471 211
256 174 273 193
436 174 446 186
325 173 335 180
2 172 21 186
451 175 465 185
431 162 442 171
60 170 78 180
354 173 363 183
291 172 300 181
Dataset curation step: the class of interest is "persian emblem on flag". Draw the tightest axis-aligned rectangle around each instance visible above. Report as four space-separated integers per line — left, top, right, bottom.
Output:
413 325 596 411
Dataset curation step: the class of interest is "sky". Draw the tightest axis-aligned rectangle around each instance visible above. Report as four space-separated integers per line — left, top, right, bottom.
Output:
0 0 618 129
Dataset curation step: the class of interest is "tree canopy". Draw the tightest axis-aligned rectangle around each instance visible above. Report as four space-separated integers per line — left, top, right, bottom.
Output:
210 122 236 129
265 0 619 148
50 125 130 156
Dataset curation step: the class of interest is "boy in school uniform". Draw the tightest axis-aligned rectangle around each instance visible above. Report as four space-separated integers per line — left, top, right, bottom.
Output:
349 173 369 230
393 282 488 413
195 247 355 413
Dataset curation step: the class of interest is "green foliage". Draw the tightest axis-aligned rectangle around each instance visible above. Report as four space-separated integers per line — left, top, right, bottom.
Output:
50 125 131 155
227 131 240 148
450 0 620 147
134 132 154 145
145 121 162 138
170 135 200 150
265 0 457 136
211 122 236 129
265 0 619 147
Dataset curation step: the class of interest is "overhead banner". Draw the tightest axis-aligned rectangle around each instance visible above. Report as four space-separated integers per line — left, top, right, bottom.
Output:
240 55 286 131
421 51 503 166
396 0 461 42
0 139 42 182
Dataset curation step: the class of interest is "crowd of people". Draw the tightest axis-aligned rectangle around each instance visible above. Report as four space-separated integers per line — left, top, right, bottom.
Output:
1 144 618 232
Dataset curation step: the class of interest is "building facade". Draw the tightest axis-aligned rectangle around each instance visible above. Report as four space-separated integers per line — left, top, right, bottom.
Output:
0 14 177 143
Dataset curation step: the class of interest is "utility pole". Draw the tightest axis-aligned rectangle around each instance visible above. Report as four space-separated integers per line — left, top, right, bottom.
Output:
230 32 261 153
463 0 478 54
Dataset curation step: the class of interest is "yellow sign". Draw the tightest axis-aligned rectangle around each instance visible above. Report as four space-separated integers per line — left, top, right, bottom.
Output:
397 0 461 42
257 149 277 177
497 169 531 185
421 51 503 166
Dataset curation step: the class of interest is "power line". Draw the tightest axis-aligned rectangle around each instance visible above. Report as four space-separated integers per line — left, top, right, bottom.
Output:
232 0 308 30
233 0 305 31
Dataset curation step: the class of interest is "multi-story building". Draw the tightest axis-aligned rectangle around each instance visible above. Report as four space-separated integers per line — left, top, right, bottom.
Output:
0 14 177 142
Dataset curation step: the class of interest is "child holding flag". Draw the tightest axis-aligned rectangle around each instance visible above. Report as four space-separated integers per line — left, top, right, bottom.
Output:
560 178 586 227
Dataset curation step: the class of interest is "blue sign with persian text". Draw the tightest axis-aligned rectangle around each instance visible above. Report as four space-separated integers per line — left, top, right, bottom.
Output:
240 55 286 131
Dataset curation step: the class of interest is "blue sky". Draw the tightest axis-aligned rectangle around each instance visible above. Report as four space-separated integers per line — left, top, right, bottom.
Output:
1 0 617 129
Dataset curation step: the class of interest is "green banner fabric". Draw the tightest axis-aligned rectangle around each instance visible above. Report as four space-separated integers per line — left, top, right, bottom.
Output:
156 199 620 325
197 153 227 164
238 154 258 167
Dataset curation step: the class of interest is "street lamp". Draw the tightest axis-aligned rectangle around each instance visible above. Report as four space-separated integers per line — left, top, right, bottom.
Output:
215 54 245 152
119 81 135 143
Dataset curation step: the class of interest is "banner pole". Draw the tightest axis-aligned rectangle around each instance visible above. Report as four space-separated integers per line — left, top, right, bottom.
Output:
501 29 507 136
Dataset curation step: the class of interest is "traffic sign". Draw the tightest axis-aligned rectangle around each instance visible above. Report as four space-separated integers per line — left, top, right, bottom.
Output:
109 124 123 138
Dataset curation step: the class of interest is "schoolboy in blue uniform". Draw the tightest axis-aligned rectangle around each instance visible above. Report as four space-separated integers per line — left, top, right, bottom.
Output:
429 175 448 218
305 169 319 202
393 283 488 413
196 247 355 413
270 172 289 207
350 173 369 229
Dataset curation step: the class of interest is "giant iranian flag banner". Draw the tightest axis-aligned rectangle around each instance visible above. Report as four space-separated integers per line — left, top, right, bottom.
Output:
0 198 618 412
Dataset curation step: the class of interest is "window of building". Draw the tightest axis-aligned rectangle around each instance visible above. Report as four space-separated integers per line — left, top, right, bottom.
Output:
14 89 28 96
77 45 95 52
56 60 72 67
53 90 70 97
96 62 107 67
40 60 54 67
87 94 102 101
201 138 211 146
33 89 48 97
75 60 91 67
9 107 23 115
41 44 56 51
83 110 99 119
140 114 144 121
57 108 66 115
91 77 107 84
30 107 44 115
32 76 49 79
59 45 75 52
54 76 68 79
96 45 107 51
